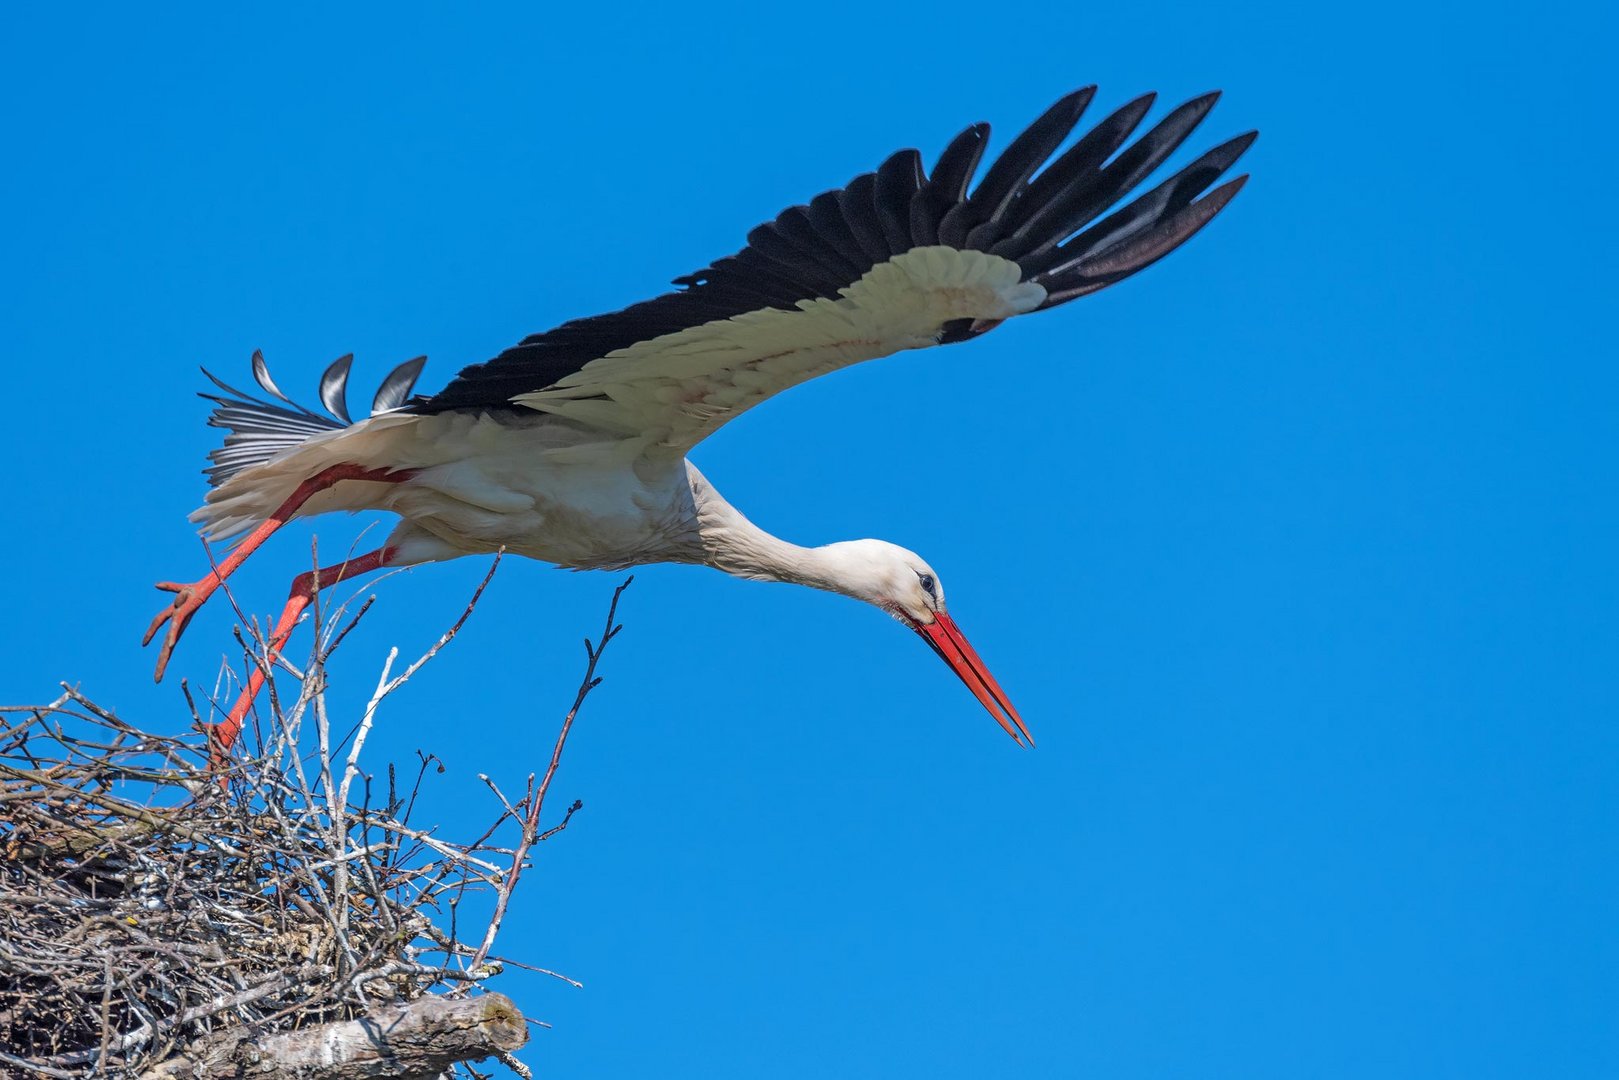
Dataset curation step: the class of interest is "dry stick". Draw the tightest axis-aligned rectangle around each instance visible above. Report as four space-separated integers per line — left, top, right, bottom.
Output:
141 992 528 1080
0 1048 77 1079
466 575 633 974
535 799 584 843
340 552 504 815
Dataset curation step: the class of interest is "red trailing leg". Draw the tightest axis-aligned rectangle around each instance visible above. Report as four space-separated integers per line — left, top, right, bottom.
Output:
204 545 397 764
143 463 414 681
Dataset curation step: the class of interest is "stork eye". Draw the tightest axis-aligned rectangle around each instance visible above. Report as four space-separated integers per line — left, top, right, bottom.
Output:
917 572 936 596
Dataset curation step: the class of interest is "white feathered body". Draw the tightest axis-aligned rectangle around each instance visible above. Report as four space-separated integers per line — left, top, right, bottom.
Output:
196 410 707 570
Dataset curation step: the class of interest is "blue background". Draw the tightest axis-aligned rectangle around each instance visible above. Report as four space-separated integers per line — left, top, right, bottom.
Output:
3 4 1614 1076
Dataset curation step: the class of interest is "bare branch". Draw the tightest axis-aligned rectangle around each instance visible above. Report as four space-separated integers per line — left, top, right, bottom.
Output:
139 993 527 1080
466 576 633 974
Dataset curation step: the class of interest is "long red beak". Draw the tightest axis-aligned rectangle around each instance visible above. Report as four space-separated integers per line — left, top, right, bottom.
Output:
913 612 1034 747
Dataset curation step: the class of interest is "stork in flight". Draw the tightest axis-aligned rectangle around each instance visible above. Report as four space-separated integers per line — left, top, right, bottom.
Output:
145 86 1255 753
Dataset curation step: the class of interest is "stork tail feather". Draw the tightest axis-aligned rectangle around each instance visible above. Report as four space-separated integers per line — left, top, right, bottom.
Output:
199 351 427 488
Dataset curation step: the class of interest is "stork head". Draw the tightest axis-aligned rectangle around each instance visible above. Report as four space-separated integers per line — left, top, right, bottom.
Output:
817 539 1033 746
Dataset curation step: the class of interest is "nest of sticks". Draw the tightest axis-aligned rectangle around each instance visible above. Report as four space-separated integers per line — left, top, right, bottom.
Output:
0 558 628 1079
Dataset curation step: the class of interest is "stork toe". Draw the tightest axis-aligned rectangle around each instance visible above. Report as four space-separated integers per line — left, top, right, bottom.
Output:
143 584 204 681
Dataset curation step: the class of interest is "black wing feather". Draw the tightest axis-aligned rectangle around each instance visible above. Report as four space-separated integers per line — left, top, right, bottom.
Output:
414 90 1254 414
808 189 877 271
874 150 923 255
996 93 1159 246
776 205 867 281
1054 132 1259 273
840 173 893 262
960 87 1095 250
910 123 989 246
1039 175 1250 305
1011 92 1223 268
744 223 847 295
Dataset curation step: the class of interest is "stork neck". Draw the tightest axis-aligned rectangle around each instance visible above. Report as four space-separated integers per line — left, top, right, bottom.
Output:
686 465 848 593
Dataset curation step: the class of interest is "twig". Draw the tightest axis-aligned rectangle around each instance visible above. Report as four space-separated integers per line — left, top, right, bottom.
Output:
466 576 632 973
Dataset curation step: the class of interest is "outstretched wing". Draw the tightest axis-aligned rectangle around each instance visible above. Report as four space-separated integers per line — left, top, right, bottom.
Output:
413 88 1255 452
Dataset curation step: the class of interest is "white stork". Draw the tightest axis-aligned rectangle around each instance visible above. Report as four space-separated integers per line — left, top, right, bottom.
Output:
145 86 1255 754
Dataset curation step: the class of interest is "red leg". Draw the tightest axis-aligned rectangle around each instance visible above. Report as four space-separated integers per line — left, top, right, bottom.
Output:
205 545 397 763
143 463 413 681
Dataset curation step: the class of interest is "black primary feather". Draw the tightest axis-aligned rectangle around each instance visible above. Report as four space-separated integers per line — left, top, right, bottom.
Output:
995 93 1159 248
414 89 1254 414
874 150 924 254
1053 132 1260 274
1038 175 1250 305
956 88 1095 251
1009 93 1224 270
840 173 893 262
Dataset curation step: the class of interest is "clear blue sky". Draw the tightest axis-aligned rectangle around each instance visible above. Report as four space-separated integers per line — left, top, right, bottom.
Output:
3 4 1614 1076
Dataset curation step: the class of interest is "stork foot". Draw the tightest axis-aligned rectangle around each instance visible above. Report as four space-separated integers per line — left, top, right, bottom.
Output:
142 577 218 682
